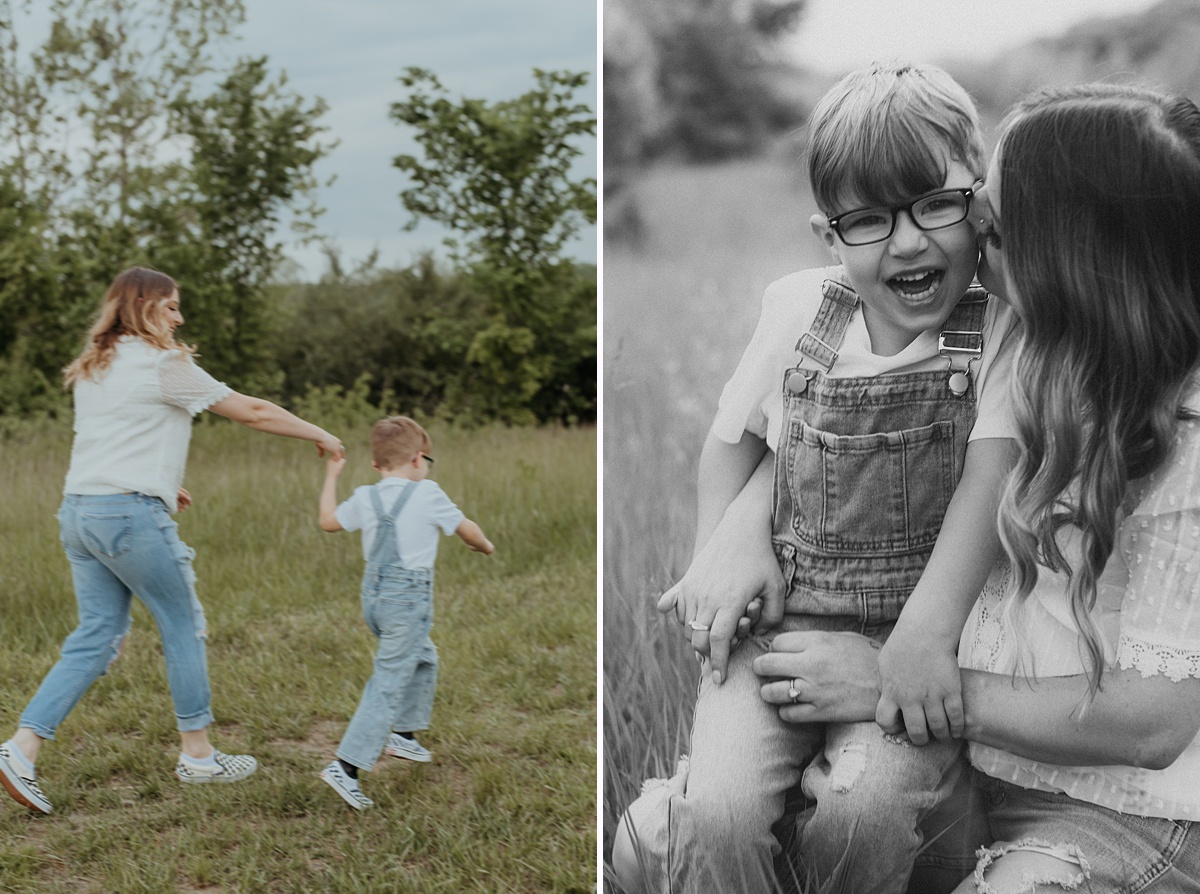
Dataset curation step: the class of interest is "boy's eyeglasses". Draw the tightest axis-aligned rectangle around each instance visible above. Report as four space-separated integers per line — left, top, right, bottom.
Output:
828 186 978 246
421 454 435 465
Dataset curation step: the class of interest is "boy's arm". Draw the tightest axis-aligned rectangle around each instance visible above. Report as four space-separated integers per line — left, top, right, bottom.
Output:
659 450 786 684
319 457 345 532
456 518 495 555
876 437 1018 744
692 429 768 557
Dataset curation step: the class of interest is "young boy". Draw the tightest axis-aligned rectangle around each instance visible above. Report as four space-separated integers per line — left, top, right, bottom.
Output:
318 416 493 810
613 63 1019 893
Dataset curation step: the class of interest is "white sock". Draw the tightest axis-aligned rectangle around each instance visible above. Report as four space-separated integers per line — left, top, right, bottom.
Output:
4 740 35 773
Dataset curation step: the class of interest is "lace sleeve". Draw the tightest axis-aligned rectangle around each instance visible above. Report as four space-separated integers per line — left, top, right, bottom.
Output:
158 351 233 415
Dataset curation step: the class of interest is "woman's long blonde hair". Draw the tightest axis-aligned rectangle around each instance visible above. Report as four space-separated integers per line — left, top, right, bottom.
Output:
995 84 1200 698
63 267 192 385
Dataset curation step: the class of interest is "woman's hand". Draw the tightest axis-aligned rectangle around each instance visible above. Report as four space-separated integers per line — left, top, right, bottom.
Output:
753 631 883 724
315 432 344 460
177 487 193 512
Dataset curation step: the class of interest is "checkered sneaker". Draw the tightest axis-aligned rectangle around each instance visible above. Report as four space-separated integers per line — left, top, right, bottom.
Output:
175 749 258 784
0 741 52 814
320 761 373 810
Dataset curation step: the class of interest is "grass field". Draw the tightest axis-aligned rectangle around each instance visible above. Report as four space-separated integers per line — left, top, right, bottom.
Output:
602 152 828 889
0 414 596 893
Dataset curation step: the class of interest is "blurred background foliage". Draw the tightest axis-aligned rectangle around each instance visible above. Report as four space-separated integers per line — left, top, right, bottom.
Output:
0 0 596 430
604 0 1200 246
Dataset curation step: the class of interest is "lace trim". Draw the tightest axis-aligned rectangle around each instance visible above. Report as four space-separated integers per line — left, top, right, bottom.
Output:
1118 634 1200 682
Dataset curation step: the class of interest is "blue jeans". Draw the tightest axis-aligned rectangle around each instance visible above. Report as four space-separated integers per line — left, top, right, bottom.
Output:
22 494 213 737
613 639 964 893
960 772 1200 892
336 567 437 771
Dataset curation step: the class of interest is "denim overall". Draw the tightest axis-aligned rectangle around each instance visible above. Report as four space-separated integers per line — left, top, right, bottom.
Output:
613 275 992 894
335 481 438 772
773 274 988 636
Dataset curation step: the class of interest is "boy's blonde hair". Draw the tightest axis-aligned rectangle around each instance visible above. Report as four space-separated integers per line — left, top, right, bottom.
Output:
371 416 431 470
64 267 190 385
806 63 986 214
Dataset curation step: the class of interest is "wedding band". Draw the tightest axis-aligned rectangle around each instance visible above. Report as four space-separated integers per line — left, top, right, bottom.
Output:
688 620 710 631
788 679 801 703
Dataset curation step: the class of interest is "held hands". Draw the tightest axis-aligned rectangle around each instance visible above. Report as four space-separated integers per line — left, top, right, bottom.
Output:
656 532 785 685
875 627 964 745
316 432 345 461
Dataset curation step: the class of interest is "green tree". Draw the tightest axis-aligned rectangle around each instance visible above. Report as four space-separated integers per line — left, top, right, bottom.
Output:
0 0 329 414
390 67 596 424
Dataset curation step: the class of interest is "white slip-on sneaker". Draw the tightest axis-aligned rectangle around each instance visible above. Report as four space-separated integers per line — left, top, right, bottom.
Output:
0 741 52 814
384 733 432 763
175 749 258 784
320 761 373 810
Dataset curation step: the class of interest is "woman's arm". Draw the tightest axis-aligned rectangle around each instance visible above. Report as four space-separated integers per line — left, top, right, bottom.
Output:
209 392 343 458
755 632 1200 769
960 667 1200 770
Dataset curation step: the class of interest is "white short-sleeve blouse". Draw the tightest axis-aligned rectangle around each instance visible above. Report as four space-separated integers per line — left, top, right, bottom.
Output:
64 337 232 512
960 397 1200 819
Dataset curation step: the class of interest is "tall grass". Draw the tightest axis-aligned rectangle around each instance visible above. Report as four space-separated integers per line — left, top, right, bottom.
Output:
602 154 823 890
0 413 596 893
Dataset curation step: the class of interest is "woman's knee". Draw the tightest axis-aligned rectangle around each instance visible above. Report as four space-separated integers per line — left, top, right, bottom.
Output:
953 840 1088 893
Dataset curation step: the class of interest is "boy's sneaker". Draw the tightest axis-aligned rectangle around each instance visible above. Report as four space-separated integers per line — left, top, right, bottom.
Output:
320 761 373 810
385 733 432 763
175 749 258 784
0 741 52 814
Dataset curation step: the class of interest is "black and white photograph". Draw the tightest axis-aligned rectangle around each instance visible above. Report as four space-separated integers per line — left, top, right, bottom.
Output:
603 0 1200 891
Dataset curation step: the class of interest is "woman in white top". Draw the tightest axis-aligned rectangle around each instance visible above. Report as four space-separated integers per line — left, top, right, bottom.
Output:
0 267 344 814
691 84 1200 891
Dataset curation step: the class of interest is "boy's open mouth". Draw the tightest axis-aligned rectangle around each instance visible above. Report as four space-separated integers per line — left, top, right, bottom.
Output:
888 269 944 301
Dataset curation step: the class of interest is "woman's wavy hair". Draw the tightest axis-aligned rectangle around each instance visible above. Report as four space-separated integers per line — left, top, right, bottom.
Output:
63 267 191 385
995 83 1200 697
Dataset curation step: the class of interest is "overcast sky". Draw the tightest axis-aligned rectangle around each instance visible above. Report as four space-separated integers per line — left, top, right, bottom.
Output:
786 0 1164 72
232 0 598 279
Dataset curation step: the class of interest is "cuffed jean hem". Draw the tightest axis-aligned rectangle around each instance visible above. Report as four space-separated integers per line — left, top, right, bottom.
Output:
176 709 216 733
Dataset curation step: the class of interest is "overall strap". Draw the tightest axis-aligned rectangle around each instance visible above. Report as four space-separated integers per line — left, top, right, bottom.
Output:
794 277 860 373
939 285 989 396
366 480 422 565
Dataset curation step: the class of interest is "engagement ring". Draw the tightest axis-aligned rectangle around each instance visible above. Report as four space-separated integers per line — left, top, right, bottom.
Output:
688 620 710 631
788 679 802 703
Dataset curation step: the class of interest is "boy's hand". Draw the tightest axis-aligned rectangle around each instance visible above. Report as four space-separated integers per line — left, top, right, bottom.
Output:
325 455 347 476
657 549 783 686
876 628 964 745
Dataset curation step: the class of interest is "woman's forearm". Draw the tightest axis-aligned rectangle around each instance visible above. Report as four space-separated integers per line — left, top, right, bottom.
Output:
961 667 1200 770
210 392 337 448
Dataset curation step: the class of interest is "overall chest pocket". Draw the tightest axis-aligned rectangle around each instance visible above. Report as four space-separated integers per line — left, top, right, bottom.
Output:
784 418 958 554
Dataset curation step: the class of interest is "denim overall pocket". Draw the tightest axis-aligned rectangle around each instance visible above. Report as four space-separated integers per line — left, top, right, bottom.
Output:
783 417 959 555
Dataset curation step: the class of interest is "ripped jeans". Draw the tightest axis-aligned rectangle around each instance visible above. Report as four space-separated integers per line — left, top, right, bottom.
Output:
962 773 1200 893
614 638 964 893
21 494 214 737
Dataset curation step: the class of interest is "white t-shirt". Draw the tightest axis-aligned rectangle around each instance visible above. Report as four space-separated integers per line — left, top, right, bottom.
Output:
713 266 1020 450
960 389 1200 820
335 477 465 570
64 338 232 512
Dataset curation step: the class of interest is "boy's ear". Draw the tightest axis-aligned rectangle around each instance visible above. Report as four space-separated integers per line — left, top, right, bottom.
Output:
810 213 841 261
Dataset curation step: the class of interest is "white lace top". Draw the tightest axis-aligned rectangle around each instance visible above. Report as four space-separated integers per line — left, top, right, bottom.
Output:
64 338 232 512
959 407 1200 819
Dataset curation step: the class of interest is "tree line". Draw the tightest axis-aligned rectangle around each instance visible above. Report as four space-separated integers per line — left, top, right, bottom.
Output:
0 0 596 429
